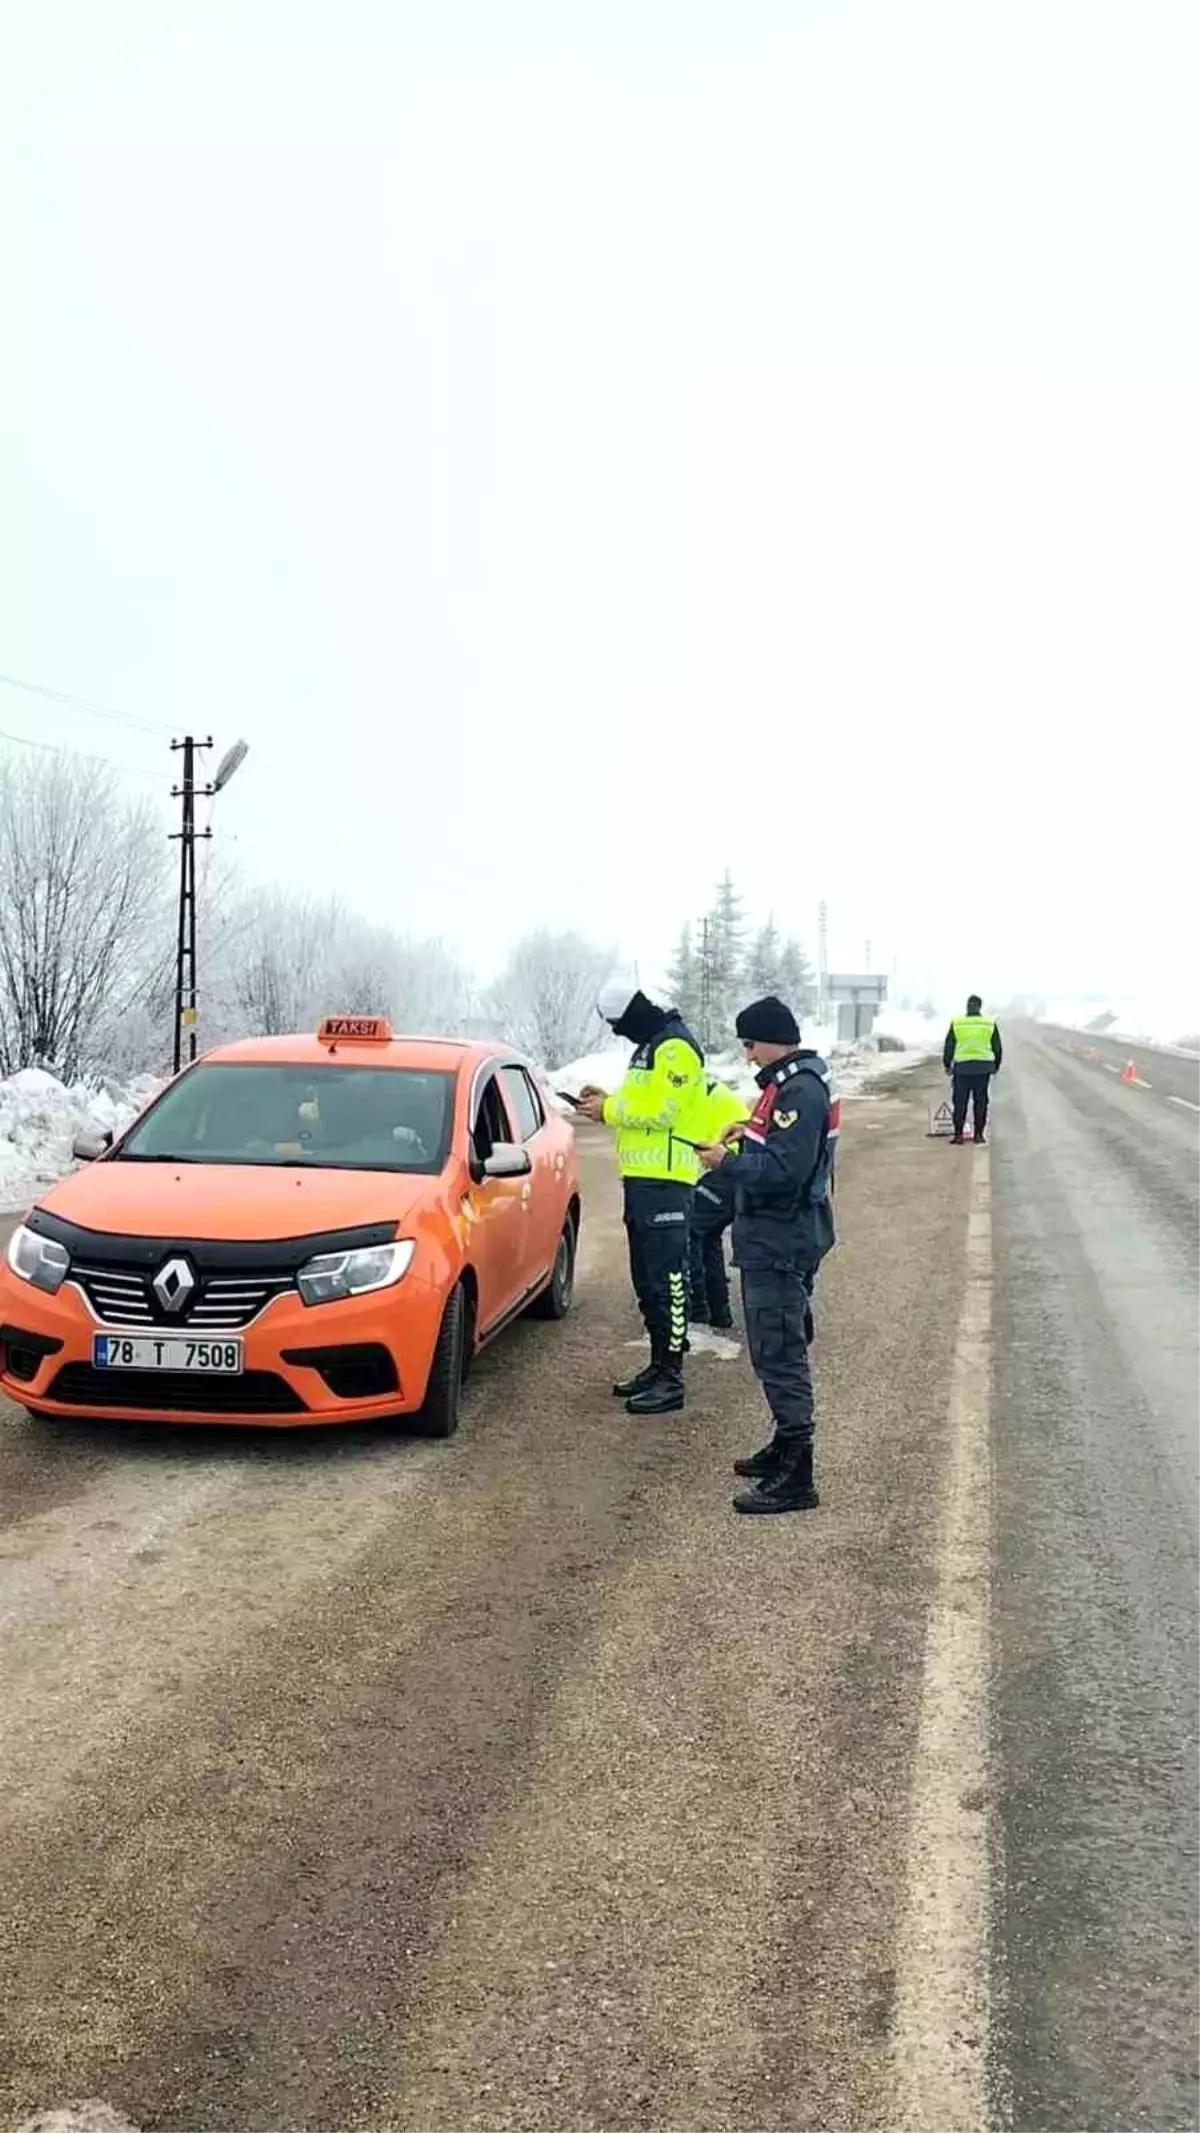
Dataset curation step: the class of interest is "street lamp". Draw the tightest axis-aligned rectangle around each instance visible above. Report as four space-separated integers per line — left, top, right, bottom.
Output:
172 735 249 1072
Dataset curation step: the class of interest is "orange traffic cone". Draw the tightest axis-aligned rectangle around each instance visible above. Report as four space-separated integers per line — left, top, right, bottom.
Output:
1120 1060 1137 1084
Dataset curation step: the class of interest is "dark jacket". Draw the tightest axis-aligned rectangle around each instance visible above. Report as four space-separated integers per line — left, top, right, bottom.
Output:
942 1020 1003 1076
720 1048 835 1272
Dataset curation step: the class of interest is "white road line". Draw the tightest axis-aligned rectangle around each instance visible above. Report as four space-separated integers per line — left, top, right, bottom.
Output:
1170 1095 1200 1114
889 1151 993 2133
1102 1062 1120 1073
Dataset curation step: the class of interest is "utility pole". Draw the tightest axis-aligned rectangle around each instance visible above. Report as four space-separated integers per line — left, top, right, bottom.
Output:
170 734 248 1073
817 900 828 1024
699 915 712 1053
171 736 212 1073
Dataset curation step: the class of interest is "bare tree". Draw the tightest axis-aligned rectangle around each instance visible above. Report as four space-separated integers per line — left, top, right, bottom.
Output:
0 751 169 1077
489 930 611 1068
217 892 474 1043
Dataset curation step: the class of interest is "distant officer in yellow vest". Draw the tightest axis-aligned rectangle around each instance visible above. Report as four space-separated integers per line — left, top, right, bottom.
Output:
942 994 1002 1144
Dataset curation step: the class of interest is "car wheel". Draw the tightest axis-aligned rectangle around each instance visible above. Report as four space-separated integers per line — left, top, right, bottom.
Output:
530 1216 577 1321
419 1284 469 1438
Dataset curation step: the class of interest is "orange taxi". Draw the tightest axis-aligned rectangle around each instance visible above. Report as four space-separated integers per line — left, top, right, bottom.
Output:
0 1019 580 1434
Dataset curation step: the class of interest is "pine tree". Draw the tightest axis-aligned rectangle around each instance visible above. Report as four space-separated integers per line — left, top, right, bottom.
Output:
665 922 701 1029
700 870 746 1048
779 936 817 1018
746 915 785 998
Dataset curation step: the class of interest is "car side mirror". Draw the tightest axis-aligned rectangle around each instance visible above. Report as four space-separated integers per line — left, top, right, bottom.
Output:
71 1130 112 1162
482 1141 532 1180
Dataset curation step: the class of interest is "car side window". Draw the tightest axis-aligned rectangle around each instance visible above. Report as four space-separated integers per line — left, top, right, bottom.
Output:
472 1073 516 1165
500 1066 544 1144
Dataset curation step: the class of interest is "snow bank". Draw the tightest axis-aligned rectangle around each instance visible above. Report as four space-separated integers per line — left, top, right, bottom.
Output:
0 1069 160 1214
546 1046 632 1109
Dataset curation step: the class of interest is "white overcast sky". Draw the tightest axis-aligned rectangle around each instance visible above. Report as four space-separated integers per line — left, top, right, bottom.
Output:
1 0 1195 1017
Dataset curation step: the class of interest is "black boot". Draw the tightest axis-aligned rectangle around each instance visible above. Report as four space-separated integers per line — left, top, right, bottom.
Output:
732 1435 784 1479
626 1365 685 1416
732 1439 819 1514
613 1361 657 1399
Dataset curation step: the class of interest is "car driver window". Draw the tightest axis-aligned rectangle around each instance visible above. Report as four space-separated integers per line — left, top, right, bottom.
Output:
472 1074 513 1165
500 1065 543 1144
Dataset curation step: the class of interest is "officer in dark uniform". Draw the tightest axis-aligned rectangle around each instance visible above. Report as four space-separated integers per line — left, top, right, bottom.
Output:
698 995 835 1514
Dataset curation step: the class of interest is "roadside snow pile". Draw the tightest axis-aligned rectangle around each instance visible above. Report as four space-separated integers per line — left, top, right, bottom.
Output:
0 1068 160 1214
547 1047 632 1107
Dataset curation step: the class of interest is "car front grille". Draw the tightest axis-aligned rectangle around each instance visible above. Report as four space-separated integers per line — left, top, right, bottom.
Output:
72 1265 294 1330
48 1364 307 1415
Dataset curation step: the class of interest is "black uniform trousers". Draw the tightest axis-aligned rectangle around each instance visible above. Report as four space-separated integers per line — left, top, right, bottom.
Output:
741 1263 814 1445
951 1067 992 1139
688 1174 734 1325
622 1178 692 1366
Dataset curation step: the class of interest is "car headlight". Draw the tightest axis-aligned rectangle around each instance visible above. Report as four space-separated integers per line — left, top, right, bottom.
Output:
6 1224 70 1295
297 1239 415 1307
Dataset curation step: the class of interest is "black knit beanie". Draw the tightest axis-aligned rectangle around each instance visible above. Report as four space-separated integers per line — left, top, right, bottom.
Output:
735 995 800 1046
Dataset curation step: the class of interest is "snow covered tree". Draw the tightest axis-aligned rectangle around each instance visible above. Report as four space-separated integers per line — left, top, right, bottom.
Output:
696 870 746 1048
746 916 785 998
779 936 817 1018
665 923 702 1028
488 929 611 1068
0 749 169 1077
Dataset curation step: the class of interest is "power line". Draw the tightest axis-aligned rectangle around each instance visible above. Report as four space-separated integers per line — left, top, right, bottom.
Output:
0 722 167 785
0 669 173 738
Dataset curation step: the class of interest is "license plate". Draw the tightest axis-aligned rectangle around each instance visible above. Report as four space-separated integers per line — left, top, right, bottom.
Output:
92 1334 243 1374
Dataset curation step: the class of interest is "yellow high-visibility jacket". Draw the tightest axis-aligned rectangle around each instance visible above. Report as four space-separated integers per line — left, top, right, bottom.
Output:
602 1016 707 1182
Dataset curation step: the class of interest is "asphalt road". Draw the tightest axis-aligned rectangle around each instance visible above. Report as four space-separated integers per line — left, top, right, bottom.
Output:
1 1046 1196 2133
990 1024 1199 2131
1042 1023 1200 1115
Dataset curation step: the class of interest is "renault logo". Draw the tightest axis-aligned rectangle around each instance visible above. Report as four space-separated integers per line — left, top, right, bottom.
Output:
152 1256 195 1315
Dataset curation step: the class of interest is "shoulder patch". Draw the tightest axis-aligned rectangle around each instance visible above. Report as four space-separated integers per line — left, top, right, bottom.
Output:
773 1108 798 1130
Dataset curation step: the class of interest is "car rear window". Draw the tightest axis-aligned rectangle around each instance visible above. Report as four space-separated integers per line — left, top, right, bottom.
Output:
116 1063 455 1174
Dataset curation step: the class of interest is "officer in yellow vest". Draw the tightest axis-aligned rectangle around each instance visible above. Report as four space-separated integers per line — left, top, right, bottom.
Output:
577 975 708 1414
942 994 1002 1144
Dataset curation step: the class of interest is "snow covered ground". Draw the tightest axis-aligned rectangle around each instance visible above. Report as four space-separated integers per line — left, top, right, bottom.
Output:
0 1069 160 1215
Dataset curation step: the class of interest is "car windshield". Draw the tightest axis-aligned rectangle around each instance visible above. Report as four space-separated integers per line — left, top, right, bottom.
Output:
116 1062 455 1174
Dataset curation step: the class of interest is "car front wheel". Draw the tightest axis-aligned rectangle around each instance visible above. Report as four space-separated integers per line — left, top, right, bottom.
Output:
530 1216 576 1321
420 1284 469 1437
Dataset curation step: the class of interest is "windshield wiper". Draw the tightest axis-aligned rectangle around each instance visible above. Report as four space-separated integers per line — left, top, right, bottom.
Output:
115 1152 202 1164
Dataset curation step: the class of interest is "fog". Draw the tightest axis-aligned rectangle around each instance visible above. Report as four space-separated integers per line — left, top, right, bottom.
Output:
1 0 1195 1024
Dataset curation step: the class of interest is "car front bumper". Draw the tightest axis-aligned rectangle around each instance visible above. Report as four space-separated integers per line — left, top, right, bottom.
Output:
0 1267 447 1428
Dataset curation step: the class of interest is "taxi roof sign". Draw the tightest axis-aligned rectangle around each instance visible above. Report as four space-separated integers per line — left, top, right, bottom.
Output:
318 1015 393 1045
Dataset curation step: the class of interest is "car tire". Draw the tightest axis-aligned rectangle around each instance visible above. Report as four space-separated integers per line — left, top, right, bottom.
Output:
529 1215 577 1321
419 1284 469 1438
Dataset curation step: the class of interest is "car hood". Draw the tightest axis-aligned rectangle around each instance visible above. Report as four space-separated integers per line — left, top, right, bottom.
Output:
35 1159 451 1242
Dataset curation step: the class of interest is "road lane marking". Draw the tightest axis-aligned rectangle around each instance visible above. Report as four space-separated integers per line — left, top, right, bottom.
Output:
889 1150 993 2132
1102 1062 1120 1073
1169 1096 1200 1113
